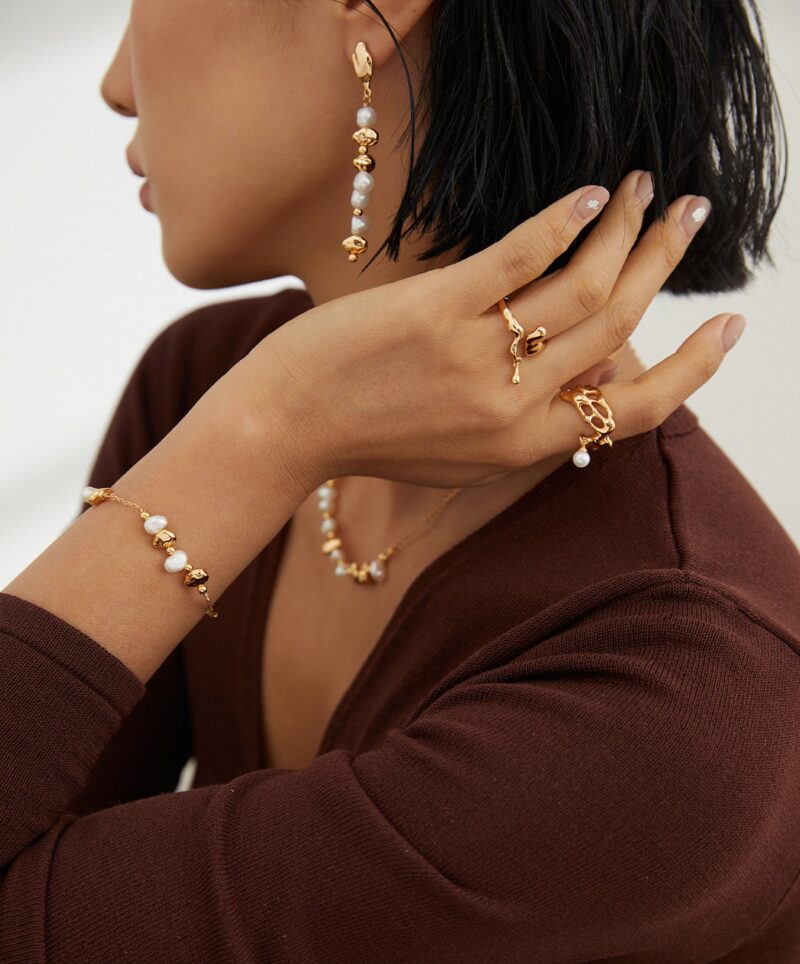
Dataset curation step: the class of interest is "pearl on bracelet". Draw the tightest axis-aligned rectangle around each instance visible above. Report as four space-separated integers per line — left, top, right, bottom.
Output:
572 448 591 468
144 514 168 534
79 485 219 617
164 549 189 572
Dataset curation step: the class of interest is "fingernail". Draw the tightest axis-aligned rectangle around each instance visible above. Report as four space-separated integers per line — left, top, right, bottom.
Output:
681 196 712 237
576 186 610 220
635 171 654 208
721 313 746 352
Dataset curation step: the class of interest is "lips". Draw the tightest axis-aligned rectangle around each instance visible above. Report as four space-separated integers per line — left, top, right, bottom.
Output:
140 180 153 211
126 146 146 178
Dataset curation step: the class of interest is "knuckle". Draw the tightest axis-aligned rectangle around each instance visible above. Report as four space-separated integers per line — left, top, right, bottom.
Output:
504 234 547 288
638 390 669 430
574 271 612 315
503 237 539 289
504 221 568 288
660 234 686 272
489 387 526 427
603 298 640 344
696 351 719 383
543 217 571 260
498 428 535 470
481 398 529 467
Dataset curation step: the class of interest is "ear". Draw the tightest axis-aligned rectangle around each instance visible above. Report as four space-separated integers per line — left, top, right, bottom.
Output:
334 0 436 70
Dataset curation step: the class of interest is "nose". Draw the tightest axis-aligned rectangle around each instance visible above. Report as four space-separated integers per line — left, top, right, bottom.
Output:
100 23 137 117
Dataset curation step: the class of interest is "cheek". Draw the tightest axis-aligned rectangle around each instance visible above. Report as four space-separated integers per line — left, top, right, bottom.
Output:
130 0 341 279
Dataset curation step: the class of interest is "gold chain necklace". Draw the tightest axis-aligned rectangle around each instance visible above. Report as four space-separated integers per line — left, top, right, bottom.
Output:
317 478 464 584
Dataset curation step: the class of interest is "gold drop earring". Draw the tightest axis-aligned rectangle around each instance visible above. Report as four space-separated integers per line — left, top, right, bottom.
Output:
342 41 378 263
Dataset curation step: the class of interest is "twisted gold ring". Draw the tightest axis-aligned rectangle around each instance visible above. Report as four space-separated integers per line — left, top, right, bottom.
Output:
497 297 548 384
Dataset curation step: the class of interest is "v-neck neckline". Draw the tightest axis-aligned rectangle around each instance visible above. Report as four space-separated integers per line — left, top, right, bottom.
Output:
243 446 593 771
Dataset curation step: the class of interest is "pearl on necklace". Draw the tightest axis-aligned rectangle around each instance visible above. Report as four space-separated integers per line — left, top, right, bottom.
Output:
316 479 462 586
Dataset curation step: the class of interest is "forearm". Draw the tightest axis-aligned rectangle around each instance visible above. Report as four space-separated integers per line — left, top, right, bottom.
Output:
2 354 313 683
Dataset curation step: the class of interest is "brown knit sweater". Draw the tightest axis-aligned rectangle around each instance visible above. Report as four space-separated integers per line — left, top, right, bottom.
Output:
1 287 799 963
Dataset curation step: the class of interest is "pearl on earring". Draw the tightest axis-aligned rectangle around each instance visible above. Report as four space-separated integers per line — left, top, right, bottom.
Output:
343 41 379 263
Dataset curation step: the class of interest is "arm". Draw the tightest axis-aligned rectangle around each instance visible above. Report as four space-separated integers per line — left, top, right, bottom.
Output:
68 325 195 812
2 341 312 685
0 321 316 864
1 579 796 961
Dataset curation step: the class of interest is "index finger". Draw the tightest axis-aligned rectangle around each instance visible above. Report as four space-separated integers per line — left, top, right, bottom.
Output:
437 184 610 317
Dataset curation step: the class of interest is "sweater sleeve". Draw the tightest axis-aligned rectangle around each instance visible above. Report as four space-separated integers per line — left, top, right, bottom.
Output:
1 576 798 963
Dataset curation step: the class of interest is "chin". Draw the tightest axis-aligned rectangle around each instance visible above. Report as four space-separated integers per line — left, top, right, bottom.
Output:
160 232 284 291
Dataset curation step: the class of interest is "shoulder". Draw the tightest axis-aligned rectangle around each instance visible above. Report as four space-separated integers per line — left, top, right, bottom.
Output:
373 571 800 955
140 287 312 401
80 288 313 508
654 407 800 641
148 286 312 358
130 287 313 439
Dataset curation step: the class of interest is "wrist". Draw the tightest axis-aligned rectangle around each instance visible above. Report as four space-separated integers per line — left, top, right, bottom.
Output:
230 323 336 490
208 342 327 498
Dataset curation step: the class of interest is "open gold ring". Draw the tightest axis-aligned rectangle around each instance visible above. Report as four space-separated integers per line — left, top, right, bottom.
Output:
497 297 548 384
558 384 616 467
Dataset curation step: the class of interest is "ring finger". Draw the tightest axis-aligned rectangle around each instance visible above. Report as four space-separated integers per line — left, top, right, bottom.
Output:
541 311 743 458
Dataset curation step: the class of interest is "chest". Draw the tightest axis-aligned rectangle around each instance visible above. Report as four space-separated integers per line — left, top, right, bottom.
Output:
260 516 411 770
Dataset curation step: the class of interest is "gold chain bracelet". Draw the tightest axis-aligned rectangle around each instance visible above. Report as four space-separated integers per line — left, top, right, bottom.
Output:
81 486 219 618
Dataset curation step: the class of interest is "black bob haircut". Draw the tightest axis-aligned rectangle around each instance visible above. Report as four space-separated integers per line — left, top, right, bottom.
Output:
358 0 787 295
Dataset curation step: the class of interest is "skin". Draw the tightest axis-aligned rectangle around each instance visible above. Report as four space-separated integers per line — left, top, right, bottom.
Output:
4 3 742 686
98 0 736 574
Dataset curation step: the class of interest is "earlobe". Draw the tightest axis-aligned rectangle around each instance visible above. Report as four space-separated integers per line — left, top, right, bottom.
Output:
338 0 436 70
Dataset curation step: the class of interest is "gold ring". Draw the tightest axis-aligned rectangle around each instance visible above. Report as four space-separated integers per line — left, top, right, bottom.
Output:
496 297 548 385
558 384 616 468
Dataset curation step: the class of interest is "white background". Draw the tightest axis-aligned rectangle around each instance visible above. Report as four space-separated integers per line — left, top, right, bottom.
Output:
1 0 798 593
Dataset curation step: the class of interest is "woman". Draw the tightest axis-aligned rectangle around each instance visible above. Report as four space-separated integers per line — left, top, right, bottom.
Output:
0 0 797 960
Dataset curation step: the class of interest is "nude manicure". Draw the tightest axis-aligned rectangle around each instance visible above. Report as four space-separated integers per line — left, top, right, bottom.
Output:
681 196 711 237
635 171 654 207
576 186 610 220
722 313 746 352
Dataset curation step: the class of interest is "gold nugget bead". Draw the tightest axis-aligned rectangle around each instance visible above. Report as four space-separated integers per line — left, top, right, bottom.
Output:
185 568 209 587
342 234 368 262
353 154 375 172
80 487 220 618
352 126 379 147
152 528 177 549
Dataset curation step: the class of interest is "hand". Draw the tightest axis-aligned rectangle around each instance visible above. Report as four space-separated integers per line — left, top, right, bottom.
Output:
242 170 740 490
